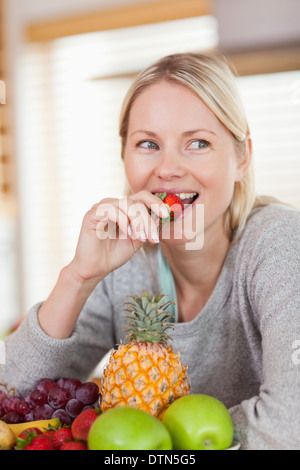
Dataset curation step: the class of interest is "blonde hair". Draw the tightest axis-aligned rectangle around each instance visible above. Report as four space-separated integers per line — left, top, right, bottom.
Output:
119 52 271 240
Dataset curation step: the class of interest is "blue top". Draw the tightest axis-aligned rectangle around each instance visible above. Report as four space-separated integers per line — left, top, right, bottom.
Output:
157 246 178 322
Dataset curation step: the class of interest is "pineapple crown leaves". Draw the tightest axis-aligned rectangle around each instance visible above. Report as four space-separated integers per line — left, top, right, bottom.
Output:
122 291 175 344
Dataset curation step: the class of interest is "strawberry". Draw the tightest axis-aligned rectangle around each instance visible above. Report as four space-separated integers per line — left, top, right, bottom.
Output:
52 427 73 449
15 431 55 450
71 408 100 442
60 441 87 450
43 429 56 447
17 427 43 440
162 193 184 220
153 192 184 225
24 434 55 450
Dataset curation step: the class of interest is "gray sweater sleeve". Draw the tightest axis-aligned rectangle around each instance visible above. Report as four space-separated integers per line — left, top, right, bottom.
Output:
229 206 300 450
0 248 158 397
0 276 116 396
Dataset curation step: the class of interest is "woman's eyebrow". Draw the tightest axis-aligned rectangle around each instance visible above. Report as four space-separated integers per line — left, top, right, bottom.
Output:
129 130 157 138
129 128 216 138
182 128 217 136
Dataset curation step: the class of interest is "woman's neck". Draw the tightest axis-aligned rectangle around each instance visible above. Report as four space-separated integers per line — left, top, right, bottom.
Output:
160 226 230 320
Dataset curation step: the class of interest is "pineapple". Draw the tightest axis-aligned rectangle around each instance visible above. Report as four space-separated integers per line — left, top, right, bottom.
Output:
100 291 190 418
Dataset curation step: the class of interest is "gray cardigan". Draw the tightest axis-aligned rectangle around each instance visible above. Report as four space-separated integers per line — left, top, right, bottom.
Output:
1 204 300 450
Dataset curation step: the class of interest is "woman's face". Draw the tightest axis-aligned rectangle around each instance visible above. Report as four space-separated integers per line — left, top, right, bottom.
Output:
123 80 246 246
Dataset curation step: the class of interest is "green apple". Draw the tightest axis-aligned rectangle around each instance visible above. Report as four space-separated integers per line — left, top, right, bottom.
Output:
88 406 172 450
162 394 234 450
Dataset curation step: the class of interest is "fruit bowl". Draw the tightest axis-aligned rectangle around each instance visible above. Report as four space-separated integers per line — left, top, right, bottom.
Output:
226 441 241 450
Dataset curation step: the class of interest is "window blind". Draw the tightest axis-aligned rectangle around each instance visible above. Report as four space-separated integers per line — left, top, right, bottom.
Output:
18 16 299 313
237 72 300 206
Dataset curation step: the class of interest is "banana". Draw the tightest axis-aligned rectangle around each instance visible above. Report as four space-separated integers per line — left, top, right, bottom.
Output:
7 417 60 438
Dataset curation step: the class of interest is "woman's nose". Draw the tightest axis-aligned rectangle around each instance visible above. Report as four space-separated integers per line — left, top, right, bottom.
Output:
153 151 186 181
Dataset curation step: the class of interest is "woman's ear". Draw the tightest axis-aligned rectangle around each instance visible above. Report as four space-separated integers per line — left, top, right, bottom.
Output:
235 135 252 182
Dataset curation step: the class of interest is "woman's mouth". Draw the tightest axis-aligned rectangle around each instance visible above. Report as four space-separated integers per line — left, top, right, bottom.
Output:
153 192 199 207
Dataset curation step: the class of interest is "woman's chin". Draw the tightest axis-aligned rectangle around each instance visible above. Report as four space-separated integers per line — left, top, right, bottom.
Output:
159 235 187 246
159 203 205 249
159 223 203 249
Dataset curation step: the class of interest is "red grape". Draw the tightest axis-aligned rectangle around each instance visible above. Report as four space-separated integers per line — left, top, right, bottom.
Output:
48 387 70 409
16 400 30 415
24 411 34 422
36 378 56 395
57 378 81 398
2 396 21 413
24 393 34 409
0 377 99 426
3 411 24 424
56 377 68 389
29 390 47 406
75 382 99 405
33 404 54 420
65 398 84 418
52 408 72 426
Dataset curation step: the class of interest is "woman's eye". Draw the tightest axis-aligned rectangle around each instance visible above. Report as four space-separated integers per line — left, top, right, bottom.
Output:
188 139 209 150
137 140 159 150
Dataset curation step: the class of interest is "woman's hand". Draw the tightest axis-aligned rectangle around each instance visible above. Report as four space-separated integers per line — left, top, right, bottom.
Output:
68 191 169 283
38 191 169 339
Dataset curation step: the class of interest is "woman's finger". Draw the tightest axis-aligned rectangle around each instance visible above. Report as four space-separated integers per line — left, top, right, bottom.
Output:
94 193 164 244
127 201 160 244
95 201 130 240
129 190 169 219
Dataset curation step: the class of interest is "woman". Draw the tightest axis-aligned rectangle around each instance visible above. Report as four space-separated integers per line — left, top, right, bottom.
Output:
1 53 300 449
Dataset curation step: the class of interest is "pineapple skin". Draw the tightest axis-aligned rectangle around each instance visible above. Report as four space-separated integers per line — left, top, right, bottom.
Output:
100 341 190 418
